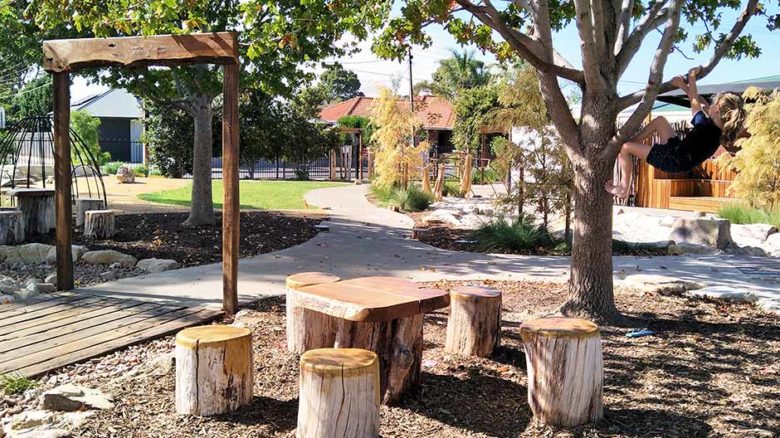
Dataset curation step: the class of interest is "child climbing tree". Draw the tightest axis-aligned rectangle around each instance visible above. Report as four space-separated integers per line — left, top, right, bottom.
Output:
370 86 429 190
374 0 775 320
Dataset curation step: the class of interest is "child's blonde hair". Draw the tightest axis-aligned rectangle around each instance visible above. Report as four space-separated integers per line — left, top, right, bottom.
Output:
713 92 747 146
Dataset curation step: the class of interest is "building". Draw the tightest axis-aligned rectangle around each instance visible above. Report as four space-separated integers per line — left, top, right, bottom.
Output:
71 88 145 164
318 95 456 154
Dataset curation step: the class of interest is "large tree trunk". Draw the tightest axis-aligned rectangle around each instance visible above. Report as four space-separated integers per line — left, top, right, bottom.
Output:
562 100 620 322
184 95 216 226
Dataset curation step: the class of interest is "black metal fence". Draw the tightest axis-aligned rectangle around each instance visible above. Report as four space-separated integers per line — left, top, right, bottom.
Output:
100 139 144 163
210 154 369 181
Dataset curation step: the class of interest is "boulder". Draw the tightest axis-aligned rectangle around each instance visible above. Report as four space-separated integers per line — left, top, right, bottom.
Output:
44 273 57 284
0 243 53 265
81 250 137 267
15 280 41 300
765 233 780 257
668 242 718 255
0 275 21 294
37 283 57 294
668 218 732 249
0 294 15 304
7 410 56 431
115 167 135 184
135 258 179 273
45 245 88 264
40 384 114 412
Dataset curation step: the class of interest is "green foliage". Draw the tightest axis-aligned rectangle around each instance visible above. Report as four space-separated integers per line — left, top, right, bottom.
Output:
719 90 780 211
718 204 780 228
0 373 37 396
133 165 149 177
337 115 374 147
144 101 197 178
472 166 499 184
452 85 498 153
471 216 549 253
320 64 363 103
101 161 126 175
10 76 53 118
70 110 111 165
415 49 490 101
443 180 463 198
392 184 433 212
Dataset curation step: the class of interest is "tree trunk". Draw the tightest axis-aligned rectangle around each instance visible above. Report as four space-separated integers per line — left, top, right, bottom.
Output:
184 95 216 226
562 119 620 321
445 286 502 357
83 210 116 240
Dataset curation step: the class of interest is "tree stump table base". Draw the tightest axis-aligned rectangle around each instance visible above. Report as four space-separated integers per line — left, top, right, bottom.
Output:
8 188 56 235
297 348 380 438
75 198 105 227
445 285 502 357
175 325 253 416
0 209 25 244
84 210 115 240
520 317 603 427
286 272 341 354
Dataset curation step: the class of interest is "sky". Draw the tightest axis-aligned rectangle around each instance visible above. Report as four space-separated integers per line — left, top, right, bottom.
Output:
70 6 779 102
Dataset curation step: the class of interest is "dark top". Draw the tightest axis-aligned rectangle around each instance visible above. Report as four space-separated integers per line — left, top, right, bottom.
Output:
679 111 722 166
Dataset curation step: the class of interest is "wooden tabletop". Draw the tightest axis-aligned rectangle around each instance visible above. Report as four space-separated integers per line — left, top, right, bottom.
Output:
294 276 450 322
5 188 56 197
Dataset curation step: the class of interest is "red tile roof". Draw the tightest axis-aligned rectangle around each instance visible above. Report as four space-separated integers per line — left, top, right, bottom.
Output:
319 95 455 130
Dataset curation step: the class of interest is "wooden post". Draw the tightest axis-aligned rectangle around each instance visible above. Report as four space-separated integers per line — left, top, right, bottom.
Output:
286 272 341 354
297 349 380 438
433 163 446 201
53 72 73 291
222 62 239 315
445 286 502 357
175 325 253 416
519 318 603 427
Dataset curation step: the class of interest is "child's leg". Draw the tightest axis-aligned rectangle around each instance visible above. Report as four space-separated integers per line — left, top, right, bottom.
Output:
606 117 677 198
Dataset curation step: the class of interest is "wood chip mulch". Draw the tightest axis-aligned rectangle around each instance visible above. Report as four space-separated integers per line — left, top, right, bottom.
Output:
62 281 778 437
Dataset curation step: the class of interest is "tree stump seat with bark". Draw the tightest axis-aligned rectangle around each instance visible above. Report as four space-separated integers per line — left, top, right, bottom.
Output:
7 188 56 234
0 209 25 244
286 275 450 403
286 272 341 354
75 198 105 227
297 348 380 437
83 209 115 240
175 325 253 416
445 285 502 357
519 317 603 427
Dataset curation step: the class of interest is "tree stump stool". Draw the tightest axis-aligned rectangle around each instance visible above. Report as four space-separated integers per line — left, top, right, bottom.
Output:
445 285 502 357
291 276 449 404
286 272 341 354
75 198 105 227
175 325 253 416
297 348 380 438
9 188 55 234
519 318 603 427
0 209 25 244
83 210 115 240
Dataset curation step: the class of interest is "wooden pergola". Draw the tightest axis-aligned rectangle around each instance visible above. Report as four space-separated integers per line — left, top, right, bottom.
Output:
43 32 241 314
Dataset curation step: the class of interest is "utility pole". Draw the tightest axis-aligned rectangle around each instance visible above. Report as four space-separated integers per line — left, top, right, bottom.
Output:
403 48 416 188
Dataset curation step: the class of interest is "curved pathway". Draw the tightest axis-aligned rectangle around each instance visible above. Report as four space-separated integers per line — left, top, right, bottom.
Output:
82 185 780 313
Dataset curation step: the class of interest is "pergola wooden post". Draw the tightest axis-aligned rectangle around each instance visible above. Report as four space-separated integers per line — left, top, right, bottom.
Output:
44 32 241 314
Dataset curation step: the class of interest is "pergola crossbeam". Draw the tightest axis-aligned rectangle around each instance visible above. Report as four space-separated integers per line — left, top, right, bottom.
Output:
43 32 238 73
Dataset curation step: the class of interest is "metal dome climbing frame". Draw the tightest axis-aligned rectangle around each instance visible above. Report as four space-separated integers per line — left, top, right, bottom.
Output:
0 116 107 207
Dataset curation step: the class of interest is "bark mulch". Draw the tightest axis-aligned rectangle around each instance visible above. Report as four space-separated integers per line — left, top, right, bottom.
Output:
63 281 778 437
34 211 323 267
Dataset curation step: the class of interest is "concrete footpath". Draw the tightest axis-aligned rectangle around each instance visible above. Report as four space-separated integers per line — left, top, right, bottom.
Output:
81 185 780 313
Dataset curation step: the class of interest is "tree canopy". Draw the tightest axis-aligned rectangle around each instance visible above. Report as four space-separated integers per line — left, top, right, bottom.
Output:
415 49 491 101
320 64 363 103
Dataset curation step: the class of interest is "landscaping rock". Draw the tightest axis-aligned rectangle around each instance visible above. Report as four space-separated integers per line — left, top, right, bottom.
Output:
0 294 15 304
0 243 53 265
98 271 117 282
669 218 732 249
668 242 718 255
40 384 114 412
765 233 780 256
621 274 705 295
45 245 88 264
685 286 757 302
81 250 137 267
0 275 21 294
7 410 56 431
115 167 135 184
135 258 179 273
44 273 56 284
36 283 57 294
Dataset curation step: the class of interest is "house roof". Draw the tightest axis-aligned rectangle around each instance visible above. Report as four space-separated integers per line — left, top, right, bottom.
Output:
658 75 780 106
319 95 455 130
71 88 143 119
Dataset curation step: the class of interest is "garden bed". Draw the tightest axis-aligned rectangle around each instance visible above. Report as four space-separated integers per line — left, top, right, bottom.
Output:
15 281 777 437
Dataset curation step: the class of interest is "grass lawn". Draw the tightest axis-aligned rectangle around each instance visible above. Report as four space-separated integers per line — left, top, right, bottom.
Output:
138 180 347 210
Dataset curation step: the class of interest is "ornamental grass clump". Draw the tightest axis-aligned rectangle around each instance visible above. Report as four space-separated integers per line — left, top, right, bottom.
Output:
471 216 550 253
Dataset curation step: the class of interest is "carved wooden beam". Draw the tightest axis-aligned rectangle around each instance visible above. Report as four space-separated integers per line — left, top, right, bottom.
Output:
43 32 239 73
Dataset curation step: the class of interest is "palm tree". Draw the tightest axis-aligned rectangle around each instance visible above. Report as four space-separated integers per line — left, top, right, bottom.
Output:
415 49 491 101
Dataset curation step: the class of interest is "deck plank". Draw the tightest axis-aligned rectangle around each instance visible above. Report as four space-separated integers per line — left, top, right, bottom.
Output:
0 297 118 337
0 294 95 326
6 307 222 377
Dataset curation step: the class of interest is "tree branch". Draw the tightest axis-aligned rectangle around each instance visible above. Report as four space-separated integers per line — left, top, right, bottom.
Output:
573 0 605 89
455 0 585 84
616 0 760 111
612 0 682 150
616 1 667 76
614 0 634 55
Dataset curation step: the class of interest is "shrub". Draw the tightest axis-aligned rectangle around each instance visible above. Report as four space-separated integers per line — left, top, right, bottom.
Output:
392 184 433 212
149 167 162 177
133 165 149 177
294 168 310 181
443 180 462 197
718 204 780 228
370 183 395 204
471 216 549 253
471 166 499 184
0 373 37 395
101 161 126 175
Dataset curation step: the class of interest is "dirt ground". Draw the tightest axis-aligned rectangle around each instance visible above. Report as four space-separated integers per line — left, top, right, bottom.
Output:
77 177 190 215
57 281 779 437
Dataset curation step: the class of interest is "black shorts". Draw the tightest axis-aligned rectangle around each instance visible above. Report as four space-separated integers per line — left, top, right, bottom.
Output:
645 137 695 173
